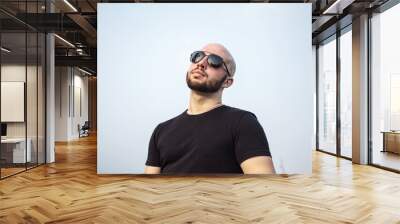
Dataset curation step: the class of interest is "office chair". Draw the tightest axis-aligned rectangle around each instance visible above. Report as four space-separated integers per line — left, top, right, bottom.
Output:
79 121 90 138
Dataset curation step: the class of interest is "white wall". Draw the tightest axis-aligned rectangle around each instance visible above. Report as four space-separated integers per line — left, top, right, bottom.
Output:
55 67 69 141
98 3 313 174
55 67 89 141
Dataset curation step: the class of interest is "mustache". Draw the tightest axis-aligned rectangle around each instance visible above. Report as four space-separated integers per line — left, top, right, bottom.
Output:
190 69 207 77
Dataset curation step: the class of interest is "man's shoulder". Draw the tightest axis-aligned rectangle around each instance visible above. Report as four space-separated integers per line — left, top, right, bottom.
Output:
223 105 257 119
154 111 186 131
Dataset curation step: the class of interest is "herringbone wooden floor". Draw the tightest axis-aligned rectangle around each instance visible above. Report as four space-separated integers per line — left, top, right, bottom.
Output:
1 134 400 224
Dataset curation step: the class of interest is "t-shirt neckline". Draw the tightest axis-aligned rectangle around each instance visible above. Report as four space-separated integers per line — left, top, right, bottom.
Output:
184 104 227 117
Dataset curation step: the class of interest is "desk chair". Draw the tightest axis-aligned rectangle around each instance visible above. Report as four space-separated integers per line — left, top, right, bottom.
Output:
78 121 90 138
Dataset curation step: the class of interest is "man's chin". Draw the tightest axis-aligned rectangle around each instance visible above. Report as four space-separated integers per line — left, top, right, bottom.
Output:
188 84 206 92
188 85 219 94
188 84 204 91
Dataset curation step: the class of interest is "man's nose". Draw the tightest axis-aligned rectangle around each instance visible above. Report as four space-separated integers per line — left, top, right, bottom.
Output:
196 56 208 69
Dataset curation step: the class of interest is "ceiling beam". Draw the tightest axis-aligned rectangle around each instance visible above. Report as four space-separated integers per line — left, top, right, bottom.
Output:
55 55 96 69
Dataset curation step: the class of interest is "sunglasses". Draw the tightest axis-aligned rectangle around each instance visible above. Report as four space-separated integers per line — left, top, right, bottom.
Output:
190 51 232 77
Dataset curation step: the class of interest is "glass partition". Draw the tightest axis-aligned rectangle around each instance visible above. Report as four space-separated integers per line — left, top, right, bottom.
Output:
0 31 28 177
0 1 46 179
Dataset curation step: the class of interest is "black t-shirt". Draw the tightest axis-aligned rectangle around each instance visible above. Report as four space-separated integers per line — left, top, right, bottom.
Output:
145 105 271 174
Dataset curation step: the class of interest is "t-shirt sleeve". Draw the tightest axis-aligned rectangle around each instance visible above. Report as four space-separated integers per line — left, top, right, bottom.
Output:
234 112 271 164
145 124 162 167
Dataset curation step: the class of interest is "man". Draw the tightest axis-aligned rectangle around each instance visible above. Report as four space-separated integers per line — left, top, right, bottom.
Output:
145 43 275 174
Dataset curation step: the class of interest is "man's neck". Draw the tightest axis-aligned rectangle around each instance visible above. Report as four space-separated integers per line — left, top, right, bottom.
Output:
187 91 223 115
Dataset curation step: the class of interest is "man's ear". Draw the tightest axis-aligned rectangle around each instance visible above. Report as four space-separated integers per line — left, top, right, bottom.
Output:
224 78 234 88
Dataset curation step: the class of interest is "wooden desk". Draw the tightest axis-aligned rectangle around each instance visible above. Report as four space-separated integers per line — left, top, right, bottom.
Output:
381 131 400 154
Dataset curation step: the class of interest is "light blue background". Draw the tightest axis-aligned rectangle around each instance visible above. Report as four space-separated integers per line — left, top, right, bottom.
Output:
98 3 313 174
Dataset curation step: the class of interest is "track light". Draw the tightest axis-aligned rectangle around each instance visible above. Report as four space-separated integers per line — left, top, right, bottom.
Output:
54 34 75 48
1 47 11 53
322 0 354 15
63 0 78 12
78 67 93 76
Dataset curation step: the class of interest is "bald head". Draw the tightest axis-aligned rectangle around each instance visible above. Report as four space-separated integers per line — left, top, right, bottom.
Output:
201 43 236 77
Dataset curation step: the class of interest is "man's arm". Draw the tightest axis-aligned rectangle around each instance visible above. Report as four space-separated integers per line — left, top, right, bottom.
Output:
234 113 274 174
145 124 162 174
144 165 161 174
240 156 275 174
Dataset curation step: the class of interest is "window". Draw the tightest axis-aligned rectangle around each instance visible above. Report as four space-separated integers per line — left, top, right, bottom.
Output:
318 36 337 154
371 3 400 171
339 28 352 158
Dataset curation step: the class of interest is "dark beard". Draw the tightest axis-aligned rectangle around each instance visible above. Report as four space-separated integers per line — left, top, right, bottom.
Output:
186 71 227 93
